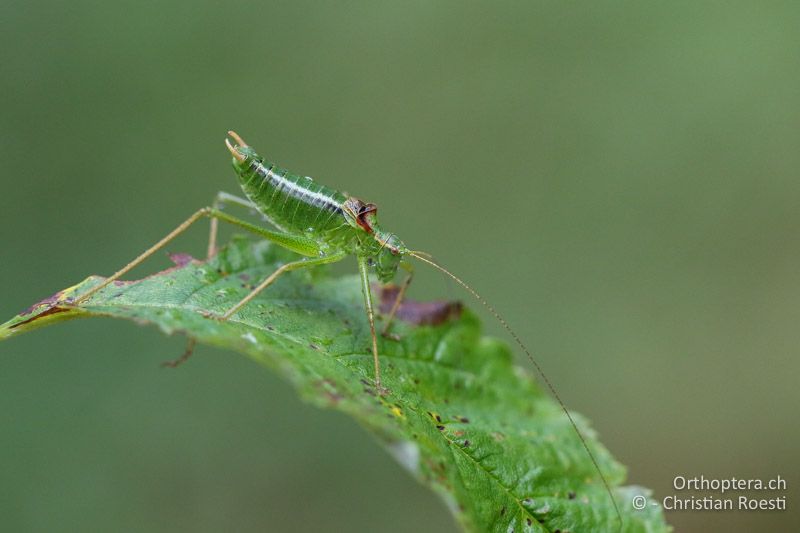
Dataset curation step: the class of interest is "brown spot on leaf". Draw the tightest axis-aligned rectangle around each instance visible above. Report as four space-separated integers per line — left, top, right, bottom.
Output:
168 253 196 267
125 252 201 282
315 379 343 405
10 306 71 329
376 284 462 326
20 290 66 316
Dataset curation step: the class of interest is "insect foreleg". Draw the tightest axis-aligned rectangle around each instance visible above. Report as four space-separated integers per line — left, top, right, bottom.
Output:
217 250 347 320
357 256 385 394
380 261 414 338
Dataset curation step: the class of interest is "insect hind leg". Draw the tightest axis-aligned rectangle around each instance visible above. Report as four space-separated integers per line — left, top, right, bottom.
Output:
75 207 215 305
168 191 253 368
170 191 257 368
208 191 258 257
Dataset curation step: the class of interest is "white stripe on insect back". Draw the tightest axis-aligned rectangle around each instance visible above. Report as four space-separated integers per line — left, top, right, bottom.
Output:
251 161 343 232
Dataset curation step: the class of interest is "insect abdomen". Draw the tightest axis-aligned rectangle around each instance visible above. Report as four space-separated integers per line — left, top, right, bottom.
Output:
239 159 348 234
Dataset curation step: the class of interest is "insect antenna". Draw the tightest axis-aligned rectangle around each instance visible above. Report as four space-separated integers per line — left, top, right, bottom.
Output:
408 251 623 530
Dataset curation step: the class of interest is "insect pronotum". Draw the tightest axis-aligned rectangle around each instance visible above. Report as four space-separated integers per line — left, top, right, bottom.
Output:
75 131 622 527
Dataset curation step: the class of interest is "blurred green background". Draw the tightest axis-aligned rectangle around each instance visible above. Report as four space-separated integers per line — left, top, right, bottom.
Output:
1 1 798 531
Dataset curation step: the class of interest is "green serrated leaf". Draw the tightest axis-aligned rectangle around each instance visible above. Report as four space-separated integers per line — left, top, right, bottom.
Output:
1 236 670 533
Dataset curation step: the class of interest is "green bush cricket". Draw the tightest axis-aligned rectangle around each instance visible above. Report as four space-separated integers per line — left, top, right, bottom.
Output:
74 131 622 528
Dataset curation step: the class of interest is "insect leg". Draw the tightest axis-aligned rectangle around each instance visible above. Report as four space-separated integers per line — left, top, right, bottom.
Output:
380 260 414 338
74 208 318 305
75 208 211 305
214 191 255 210
166 192 259 368
208 191 257 257
216 249 347 320
357 256 385 394
162 338 197 368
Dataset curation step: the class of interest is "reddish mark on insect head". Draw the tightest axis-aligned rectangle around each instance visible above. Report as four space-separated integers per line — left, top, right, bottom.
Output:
343 197 378 234
356 203 378 233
